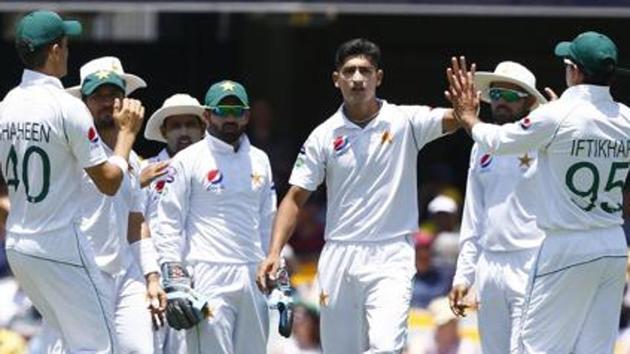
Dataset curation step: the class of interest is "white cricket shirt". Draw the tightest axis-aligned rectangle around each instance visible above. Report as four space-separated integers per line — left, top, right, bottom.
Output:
289 100 447 242
453 143 543 287
0 70 107 235
142 148 170 235
155 134 277 264
80 148 144 275
472 84 630 262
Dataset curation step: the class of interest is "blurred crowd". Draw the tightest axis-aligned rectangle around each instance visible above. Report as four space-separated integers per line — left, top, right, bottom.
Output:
2 99 630 354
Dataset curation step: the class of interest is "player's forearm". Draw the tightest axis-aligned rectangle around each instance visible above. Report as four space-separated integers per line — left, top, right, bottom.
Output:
457 110 481 137
267 186 311 257
127 212 144 244
441 109 463 133
113 130 136 161
268 202 299 257
84 162 124 196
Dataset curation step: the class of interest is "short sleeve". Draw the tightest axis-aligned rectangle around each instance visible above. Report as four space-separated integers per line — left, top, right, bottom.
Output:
288 130 327 192
62 97 107 168
472 103 561 155
401 105 448 150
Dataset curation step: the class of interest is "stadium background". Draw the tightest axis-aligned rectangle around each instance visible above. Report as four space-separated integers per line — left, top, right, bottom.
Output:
2 1 630 353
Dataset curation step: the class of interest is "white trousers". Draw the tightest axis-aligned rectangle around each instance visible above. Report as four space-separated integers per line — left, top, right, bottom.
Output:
38 262 154 354
518 227 627 354
5 228 116 353
476 248 536 354
107 264 154 354
154 325 187 354
316 236 416 354
186 262 269 354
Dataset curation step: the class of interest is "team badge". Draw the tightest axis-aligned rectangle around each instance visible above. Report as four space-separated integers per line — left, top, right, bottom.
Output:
519 117 532 130
480 153 493 169
206 169 224 191
333 135 350 156
294 145 306 168
518 153 534 169
381 131 393 145
88 127 99 143
251 172 264 188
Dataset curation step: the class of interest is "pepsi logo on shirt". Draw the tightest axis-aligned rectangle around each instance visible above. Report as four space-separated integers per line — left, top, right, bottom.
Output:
480 153 493 169
206 169 224 191
333 135 350 156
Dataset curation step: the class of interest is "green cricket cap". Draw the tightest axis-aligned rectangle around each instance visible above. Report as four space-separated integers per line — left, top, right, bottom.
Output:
204 80 249 108
81 70 126 96
554 31 621 76
15 10 82 52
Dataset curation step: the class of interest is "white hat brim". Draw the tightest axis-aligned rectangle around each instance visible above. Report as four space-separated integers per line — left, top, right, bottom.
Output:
65 73 147 98
144 105 205 143
474 72 547 109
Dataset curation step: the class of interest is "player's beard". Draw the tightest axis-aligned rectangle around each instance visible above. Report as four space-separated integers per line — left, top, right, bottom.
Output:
208 121 246 144
95 113 115 131
492 105 529 125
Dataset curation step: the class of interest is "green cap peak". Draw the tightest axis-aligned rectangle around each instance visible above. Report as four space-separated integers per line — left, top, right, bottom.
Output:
204 80 249 108
81 70 126 97
554 31 617 75
15 10 82 52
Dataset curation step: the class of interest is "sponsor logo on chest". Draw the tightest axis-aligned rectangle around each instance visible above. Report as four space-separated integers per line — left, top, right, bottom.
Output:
206 169 224 191
333 135 350 156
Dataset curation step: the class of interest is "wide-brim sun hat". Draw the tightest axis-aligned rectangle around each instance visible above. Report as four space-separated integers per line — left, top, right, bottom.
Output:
474 61 547 109
66 56 146 97
144 93 205 143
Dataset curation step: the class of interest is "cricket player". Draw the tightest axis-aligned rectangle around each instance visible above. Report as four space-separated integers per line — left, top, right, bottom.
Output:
446 32 630 353
2 10 144 353
142 93 206 354
449 61 547 353
70 57 163 353
257 38 459 354
142 93 206 237
154 80 276 353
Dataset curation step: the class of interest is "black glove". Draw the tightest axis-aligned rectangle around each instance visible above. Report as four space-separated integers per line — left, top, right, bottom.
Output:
162 262 209 330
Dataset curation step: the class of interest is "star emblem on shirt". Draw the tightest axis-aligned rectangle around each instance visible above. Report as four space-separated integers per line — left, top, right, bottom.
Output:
381 131 393 145
221 81 236 92
518 153 534 168
251 172 264 187
95 70 111 80
319 290 329 307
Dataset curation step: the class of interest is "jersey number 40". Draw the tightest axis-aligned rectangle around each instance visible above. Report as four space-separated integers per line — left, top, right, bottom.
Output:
5 145 50 203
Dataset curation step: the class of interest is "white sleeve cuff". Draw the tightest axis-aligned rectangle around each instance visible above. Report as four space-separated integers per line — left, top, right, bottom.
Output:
130 238 161 276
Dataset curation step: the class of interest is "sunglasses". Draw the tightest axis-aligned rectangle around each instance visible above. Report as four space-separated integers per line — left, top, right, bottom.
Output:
209 105 248 118
487 88 529 103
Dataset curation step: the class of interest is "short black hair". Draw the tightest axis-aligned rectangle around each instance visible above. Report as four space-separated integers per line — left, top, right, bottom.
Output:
334 38 381 69
575 59 615 86
15 36 63 70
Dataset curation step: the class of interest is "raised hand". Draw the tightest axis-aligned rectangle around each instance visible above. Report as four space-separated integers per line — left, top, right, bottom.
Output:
444 56 481 132
544 87 559 101
113 98 145 135
140 160 170 188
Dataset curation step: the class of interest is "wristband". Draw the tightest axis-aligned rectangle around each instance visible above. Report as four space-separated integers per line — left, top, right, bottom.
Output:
108 155 129 173
130 238 161 276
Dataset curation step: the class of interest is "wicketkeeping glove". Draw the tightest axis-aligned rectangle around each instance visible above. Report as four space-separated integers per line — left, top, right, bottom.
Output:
162 262 210 330
267 259 295 337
